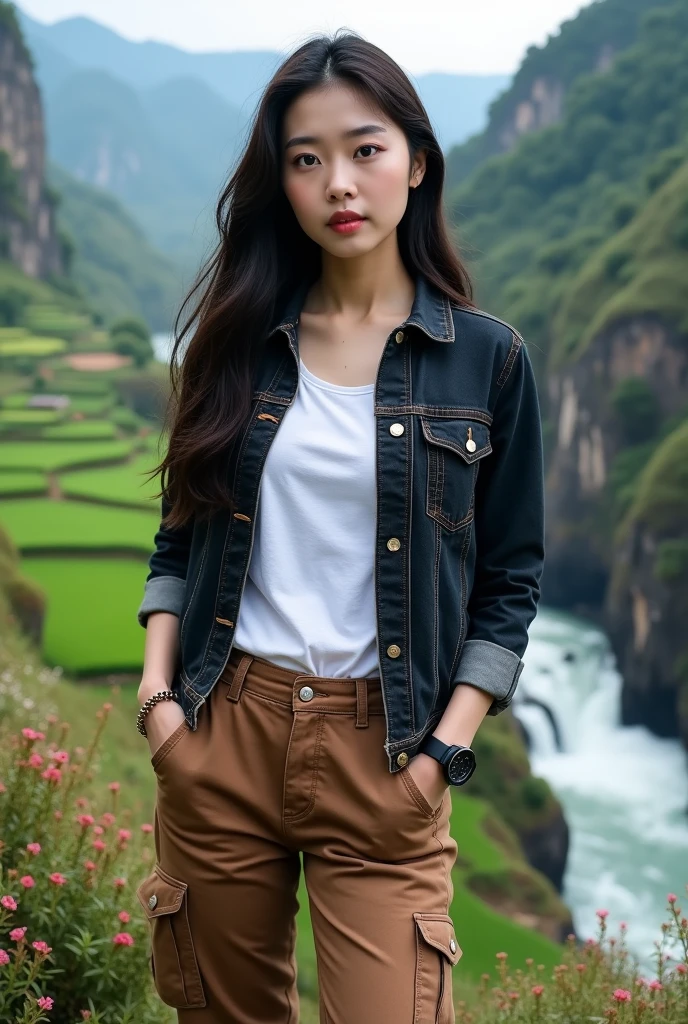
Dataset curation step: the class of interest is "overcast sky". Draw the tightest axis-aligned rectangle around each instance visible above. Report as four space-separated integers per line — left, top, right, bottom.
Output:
18 0 590 75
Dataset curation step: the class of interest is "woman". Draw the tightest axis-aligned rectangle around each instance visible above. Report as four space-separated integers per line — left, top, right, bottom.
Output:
134 28 544 1024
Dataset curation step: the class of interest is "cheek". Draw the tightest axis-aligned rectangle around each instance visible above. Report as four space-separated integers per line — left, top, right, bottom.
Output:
367 163 410 211
284 177 315 220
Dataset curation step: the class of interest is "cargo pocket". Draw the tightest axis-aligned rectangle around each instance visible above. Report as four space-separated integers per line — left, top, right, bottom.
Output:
421 416 492 532
413 912 462 1023
136 865 206 1008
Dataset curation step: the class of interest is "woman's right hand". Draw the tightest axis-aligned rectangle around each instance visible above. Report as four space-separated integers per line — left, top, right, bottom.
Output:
138 687 187 760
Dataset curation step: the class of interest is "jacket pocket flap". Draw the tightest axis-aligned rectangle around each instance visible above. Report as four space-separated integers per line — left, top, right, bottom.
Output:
413 912 463 965
421 417 492 464
136 865 187 919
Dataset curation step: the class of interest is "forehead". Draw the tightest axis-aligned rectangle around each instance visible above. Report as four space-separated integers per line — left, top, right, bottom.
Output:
282 82 391 135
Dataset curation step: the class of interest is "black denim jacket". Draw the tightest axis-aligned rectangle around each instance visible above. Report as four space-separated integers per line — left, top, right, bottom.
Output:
137 272 545 771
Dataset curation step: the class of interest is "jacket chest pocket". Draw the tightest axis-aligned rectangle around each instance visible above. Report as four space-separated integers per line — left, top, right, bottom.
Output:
421 416 492 531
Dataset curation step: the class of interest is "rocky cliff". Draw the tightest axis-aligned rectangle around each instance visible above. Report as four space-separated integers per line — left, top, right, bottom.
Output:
543 156 688 751
0 2 63 278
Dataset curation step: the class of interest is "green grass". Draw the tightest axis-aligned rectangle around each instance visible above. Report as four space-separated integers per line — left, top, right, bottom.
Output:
67 395 116 416
61 452 161 507
0 408 63 424
40 420 118 440
0 498 158 552
0 471 46 496
20 556 148 674
0 439 136 471
0 335 67 356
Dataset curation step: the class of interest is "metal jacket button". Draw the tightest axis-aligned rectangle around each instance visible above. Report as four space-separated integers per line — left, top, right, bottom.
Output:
395 330 405 343
396 752 409 766
387 537 401 551
148 894 158 909
389 423 404 436
450 938 457 953
299 685 314 702
387 644 401 658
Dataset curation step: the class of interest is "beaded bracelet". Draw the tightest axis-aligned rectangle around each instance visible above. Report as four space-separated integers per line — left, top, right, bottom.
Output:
136 690 181 737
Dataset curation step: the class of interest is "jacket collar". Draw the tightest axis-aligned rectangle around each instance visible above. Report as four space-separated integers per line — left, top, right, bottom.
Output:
267 270 455 343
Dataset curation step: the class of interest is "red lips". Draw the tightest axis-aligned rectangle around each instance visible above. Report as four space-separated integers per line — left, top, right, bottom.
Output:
327 210 365 225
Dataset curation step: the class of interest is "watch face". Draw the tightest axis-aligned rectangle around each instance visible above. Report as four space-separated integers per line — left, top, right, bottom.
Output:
447 748 476 785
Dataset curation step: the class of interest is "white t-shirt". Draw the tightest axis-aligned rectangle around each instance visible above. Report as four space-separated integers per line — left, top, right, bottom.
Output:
233 356 381 678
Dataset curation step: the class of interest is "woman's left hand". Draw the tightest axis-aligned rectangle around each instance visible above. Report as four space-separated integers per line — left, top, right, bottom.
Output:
407 751 448 811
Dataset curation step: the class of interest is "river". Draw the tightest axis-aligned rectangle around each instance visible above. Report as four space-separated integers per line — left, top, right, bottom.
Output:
151 332 688 974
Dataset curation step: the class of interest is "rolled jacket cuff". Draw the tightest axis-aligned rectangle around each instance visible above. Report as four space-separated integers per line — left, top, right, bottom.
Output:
452 639 524 716
137 575 187 628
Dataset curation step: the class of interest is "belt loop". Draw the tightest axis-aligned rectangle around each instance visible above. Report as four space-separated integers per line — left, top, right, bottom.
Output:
355 678 368 728
226 653 253 702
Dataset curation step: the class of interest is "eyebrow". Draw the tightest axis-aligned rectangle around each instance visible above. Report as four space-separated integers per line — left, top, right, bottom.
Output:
284 124 388 150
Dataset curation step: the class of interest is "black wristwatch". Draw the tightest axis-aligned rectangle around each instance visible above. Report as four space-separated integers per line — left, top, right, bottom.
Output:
419 735 476 786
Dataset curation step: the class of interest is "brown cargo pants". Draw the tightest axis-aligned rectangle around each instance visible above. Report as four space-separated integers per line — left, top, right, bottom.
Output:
136 645 461 1022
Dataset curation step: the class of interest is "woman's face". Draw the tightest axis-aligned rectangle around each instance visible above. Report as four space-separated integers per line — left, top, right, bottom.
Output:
281 81 425 258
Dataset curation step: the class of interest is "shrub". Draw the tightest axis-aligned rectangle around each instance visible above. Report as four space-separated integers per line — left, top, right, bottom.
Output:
0 712 163 1023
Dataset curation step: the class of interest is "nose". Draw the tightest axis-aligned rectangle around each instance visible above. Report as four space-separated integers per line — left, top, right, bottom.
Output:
326 159 358 202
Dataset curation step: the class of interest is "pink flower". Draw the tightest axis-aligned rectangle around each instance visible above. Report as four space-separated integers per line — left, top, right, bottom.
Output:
495 951 508 960
40 767 61 783
667 893 678 904
675 964 687 976
48 873 67 886
112 932 134 946
10 927 27 942
76 814 95 827
22 728 39 741
103 702 113 712
53 810 62 820
0 949 10 966
113 877 126 889
32 941 52 955
52 750 69 763
92 839 106 852
575 963 586 973
118 829 132 843
140 822 153 833
648 980 663 991
613 989 631 1003
36 996 53 1010
26 843 41 856
20 876 35 889
508 991 519 1000
92 825 104 836
75 797 89 808
108 781 120 792
118 910 130 923
0 782 6 793
596 908 609 920
532 985 544 997
1 895 18 911
81 1012 92 1020
28 753 44 768
101 812 116 826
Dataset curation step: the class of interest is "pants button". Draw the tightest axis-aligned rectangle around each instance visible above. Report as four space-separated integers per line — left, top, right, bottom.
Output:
299 685 314 702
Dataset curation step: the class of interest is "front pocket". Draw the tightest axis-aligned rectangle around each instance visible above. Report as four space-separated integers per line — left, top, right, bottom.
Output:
421 416 492 531
136 865 206 1009
399 765 438 819
413 912 462 1023
150 718 190 771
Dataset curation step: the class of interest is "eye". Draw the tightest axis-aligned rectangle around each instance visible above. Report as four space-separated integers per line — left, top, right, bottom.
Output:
292 144 382 168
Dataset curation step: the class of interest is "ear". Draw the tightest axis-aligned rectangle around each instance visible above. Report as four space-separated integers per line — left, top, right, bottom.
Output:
410 148 427 187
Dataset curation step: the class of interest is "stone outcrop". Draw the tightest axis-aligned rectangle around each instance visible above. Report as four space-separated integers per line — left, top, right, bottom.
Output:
0 6 63 278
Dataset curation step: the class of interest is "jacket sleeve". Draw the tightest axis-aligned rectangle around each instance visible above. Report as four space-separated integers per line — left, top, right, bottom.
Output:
137 494 194 628
451 338 545 714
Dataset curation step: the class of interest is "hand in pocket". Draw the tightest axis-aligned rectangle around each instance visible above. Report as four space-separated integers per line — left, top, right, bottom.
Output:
143 699 187 762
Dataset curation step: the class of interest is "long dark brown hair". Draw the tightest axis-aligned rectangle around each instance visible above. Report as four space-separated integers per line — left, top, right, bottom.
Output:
153 28 476 529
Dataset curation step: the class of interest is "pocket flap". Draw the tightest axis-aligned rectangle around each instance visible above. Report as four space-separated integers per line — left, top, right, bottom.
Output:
414 912 463 965
421 417 492 464
136 865 187 919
